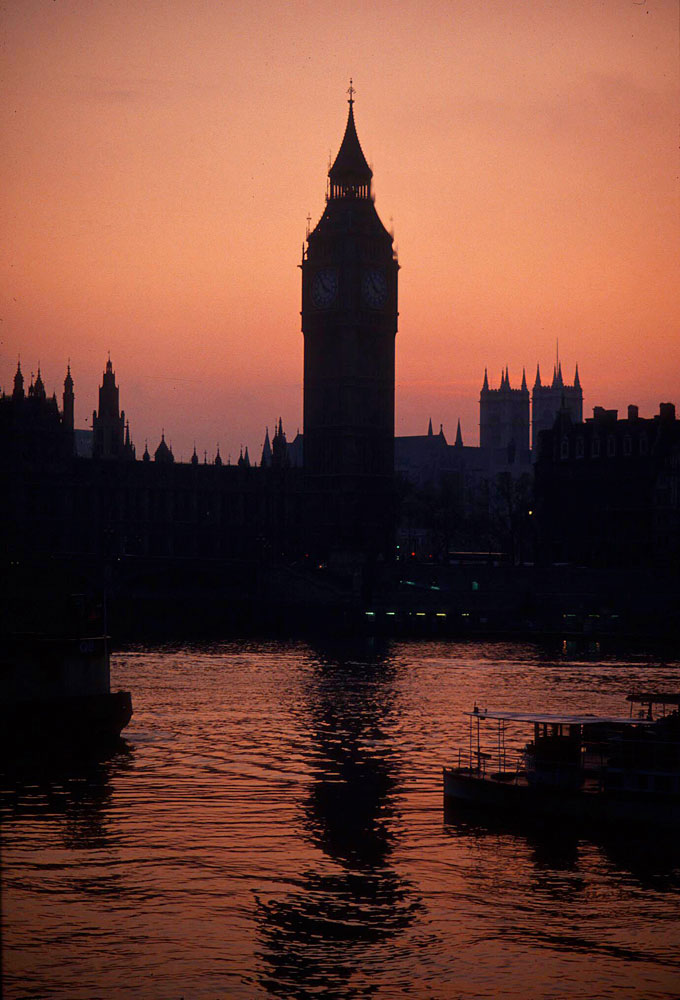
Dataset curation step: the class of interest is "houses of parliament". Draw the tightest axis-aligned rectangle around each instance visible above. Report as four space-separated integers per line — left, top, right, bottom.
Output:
2 90 678 624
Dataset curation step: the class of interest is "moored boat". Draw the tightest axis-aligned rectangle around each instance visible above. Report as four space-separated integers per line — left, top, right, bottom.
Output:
443 695 680 828
0 633 132 747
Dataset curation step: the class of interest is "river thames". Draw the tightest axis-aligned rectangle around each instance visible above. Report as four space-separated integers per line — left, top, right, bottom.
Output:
2 639 680 999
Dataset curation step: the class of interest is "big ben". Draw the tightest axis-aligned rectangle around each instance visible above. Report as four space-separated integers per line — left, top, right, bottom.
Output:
301 85 399 563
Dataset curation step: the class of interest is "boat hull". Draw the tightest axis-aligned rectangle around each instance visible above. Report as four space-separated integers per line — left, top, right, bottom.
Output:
1 690 132 748
443 766 680 828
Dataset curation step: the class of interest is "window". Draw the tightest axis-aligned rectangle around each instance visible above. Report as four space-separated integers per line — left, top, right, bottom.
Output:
592 436 600 458
560 436 569 459
639 434 648 455
575 437 584 459
607 435 616 457
623 436 632 456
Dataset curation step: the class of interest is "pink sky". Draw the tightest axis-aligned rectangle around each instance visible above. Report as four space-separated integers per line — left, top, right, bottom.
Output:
2 1 678 461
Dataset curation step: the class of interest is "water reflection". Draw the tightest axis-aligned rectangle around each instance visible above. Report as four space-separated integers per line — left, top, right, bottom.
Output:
256 639 421 998
443 800 680 892
0 741 132 850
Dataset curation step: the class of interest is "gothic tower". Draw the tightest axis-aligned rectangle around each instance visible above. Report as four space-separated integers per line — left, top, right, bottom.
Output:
301 86 399 561
92 357 126 459
532 362 583 451
62 364 74 432
479 367 530 451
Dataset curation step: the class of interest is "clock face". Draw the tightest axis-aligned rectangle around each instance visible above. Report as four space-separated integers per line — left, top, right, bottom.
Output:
362 268 387 308
311 268 338 308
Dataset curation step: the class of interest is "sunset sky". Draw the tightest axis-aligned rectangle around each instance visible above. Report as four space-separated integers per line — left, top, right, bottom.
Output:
2 0 678 462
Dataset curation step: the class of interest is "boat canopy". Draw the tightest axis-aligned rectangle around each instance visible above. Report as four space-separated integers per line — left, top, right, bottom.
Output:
464 709 655 727
626 693 680 706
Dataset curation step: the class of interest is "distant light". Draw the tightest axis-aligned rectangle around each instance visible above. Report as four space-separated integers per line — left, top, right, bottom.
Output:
416 612 426 617
436 612 446 618
462 612 470 617
365 611 375 617
386 611 396 616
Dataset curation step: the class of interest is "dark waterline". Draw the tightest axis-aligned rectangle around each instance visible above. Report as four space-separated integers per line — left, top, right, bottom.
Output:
2 638 680 999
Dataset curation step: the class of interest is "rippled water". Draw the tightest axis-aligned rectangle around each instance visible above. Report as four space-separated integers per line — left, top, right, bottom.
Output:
3 639 680 999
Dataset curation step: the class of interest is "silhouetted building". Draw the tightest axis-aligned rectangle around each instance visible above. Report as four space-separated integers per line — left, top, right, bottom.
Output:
0 361 73 466
394 363 583 562
301 86 398 563
532 362 582 451
480 366 530 452
92 357 134 460
63 364 74 432
154 431 174 463
535 402 680 568
0 359 304 575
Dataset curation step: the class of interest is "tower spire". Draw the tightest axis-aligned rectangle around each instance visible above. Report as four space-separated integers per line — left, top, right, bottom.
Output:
13 359 24 400
328 83 372 200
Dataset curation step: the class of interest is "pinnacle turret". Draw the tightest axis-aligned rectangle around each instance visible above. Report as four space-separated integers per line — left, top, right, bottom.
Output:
261 427 272 467
154 431 174 463
13 360 24 400
34 367 45 400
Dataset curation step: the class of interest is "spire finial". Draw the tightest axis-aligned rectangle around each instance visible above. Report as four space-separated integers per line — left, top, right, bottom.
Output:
347 78 355 106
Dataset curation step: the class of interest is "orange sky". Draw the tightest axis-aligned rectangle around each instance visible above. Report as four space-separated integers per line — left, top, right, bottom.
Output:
2 0 679 461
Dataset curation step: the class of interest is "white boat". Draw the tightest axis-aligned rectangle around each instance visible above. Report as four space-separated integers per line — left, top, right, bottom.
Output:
443 695 680 828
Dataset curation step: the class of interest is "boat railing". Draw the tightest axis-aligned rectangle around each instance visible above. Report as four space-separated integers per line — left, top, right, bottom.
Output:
453 747 591 789
455 747 526 782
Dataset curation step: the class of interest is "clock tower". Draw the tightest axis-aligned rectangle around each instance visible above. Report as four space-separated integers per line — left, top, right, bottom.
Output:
301 85 398 562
